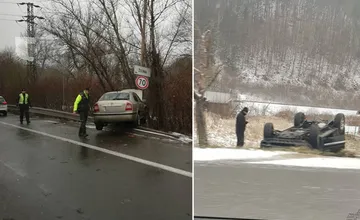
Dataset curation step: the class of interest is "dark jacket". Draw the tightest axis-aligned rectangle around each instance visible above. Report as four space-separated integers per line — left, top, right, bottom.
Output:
236 111 248 134
73 91 90 112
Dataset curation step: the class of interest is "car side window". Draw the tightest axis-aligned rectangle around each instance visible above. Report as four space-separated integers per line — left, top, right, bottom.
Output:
135 93 143 102
133 93 140 102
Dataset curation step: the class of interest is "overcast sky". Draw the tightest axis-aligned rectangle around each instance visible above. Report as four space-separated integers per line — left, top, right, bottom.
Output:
0 0 190 58
0 0 43 50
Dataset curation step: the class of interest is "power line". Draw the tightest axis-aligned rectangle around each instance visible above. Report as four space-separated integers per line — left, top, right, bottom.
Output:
0 18 16 21
0 13 24 17
17 2 45 85
0 18 27 29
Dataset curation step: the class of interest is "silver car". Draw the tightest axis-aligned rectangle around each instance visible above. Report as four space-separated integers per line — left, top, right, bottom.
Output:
0 96 8 116
93 90 148 130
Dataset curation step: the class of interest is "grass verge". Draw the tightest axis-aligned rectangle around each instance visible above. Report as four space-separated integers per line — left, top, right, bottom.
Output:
204 111 360 157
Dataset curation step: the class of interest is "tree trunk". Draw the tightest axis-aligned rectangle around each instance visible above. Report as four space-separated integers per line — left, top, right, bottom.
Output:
148 0 166 130
195 96 207 146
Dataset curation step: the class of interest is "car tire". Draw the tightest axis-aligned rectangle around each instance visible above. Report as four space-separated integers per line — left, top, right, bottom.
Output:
334 113 345 135
294 112 305 127
140 108 149 125
95 123 104 131
264 123 274 139
140 115 147 125
309 125 320 149
132 112 140 128
3 111 7 117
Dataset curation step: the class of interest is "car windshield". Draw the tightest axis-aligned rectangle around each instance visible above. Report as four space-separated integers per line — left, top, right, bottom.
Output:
0 96 5 102
99 92 130 101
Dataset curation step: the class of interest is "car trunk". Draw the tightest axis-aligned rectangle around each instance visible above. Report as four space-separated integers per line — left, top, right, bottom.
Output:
97 100 129 113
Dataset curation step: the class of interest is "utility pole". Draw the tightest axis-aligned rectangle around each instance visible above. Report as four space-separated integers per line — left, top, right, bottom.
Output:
17 2 44 85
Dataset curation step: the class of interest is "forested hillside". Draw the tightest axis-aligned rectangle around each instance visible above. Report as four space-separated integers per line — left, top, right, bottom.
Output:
195 0 360 108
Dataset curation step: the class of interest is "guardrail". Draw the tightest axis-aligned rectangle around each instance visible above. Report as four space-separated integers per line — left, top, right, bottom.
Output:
7 105 191 144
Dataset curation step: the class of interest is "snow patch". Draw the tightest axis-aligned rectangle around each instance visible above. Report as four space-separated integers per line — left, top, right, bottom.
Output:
235 101 357 116
248 157 360 170
345 126 360 135
86 125 96 129
194 147 294 161
170 132 192 144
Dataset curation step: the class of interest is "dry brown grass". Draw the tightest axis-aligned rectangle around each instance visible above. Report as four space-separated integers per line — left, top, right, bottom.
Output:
266 144 358 157
205 111 360 157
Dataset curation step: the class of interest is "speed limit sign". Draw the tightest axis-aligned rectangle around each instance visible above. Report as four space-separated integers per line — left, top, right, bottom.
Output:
135 75 149 90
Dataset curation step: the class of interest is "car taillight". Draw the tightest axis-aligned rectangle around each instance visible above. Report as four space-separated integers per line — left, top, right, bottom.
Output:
125 102 133 111
94 103 99 112
2 101 6 105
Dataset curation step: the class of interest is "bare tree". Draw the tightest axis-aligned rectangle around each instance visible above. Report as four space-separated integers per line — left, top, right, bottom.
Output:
36 0 191 132
194 29 222 146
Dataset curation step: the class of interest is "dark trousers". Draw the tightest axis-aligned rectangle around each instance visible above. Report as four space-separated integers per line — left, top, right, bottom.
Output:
19 104 30 123
79 111 88 136
236 131 244 147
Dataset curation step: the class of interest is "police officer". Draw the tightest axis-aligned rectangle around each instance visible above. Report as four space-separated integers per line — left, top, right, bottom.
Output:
73 88 90 137
236 107 249 147
17 89 32 124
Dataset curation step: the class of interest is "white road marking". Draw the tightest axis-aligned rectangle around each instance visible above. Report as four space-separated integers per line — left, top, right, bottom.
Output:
248 157 360 170
0 121 192 178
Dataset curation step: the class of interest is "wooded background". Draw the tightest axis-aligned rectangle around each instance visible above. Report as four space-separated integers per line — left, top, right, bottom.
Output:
0 0 192 135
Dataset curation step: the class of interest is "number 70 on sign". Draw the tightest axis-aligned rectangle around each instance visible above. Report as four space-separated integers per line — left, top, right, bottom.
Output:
135 76 149 90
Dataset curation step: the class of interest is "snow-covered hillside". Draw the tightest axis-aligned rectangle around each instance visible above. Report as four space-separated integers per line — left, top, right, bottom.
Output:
196 0 360 109
232 56 360 91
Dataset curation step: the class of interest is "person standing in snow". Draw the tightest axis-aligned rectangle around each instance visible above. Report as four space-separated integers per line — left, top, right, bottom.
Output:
236 107 249 147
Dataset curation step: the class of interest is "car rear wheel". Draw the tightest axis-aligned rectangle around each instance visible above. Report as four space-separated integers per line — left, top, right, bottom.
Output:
334 113 345 135
3 111 7 116
309 125 320 149
95 122 104 131
140 108 149 125
132 112 141 128
294 112 305 127
264 123 274 139
140 115 147 125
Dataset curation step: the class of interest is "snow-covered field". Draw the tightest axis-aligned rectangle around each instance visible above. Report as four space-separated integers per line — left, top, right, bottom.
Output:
194 148 293 161
345 126 360 135
195 103 360 157
194 144 360 170
248 157 360 170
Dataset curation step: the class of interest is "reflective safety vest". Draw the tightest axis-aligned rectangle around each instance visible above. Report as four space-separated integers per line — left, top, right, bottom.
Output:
19 93 29 105
73 91 90 112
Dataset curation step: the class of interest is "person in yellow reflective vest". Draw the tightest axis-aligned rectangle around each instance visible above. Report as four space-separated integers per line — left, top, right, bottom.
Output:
16 89 32 124
73 88 90 137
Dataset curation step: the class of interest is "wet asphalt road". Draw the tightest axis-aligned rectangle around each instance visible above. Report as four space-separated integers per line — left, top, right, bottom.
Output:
0 114 192 220
195 161 360 220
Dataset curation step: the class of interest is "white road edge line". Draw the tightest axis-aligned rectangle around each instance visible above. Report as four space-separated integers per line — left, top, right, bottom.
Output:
0 121 192 178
